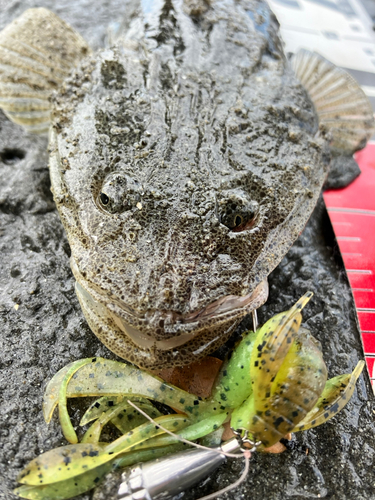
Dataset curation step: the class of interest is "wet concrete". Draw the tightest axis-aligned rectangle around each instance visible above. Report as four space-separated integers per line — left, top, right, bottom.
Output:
0 1 375 499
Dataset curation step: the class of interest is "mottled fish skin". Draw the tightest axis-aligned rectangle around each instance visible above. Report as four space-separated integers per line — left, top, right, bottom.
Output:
49 0 329 368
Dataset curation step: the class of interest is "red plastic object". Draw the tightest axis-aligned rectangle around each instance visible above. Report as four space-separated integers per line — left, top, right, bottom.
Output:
324 143 375 391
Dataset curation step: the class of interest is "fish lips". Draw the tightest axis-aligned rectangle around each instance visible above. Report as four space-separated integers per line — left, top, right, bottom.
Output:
73 268 268 353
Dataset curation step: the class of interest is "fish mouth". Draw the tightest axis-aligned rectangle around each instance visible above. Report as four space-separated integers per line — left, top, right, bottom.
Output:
75 279 268 351
71 256 268 359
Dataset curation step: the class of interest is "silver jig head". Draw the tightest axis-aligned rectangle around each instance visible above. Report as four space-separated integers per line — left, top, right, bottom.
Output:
117 437 240 500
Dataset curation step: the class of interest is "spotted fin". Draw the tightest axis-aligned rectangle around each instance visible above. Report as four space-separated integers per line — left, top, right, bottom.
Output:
16 442 108 487
17 415 187 488
14 444 187 500
15 460 114 500
250 292 313 402
79 396 160 426
111 402 163 436
293 360 364 432
292 49 375 154
0 8 90 133
80 395 126 425
81 398 163 443
43 357 219 425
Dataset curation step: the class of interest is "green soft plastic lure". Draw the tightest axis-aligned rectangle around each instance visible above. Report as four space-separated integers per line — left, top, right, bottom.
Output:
14 293 364 500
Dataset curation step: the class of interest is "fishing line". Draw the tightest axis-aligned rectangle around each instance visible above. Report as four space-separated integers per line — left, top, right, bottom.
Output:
127 399 247 458
196 450 251 500
127 400 254 500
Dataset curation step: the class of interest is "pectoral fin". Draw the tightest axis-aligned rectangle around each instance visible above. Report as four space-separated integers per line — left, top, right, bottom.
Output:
292 49 375 155
0 8 90 133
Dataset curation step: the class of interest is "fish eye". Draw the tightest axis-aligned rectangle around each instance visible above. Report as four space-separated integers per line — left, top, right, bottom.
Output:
219 199 259 232
221 211 255 231
97 172 143 214
100 192 109 205
97 173 130 214
234 215 243 227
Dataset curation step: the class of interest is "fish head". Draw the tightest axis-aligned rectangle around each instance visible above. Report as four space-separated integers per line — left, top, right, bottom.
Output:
49 11 328 369
0 2 370 370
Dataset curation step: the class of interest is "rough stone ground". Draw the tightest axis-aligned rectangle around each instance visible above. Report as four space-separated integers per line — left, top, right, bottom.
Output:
1 1 375 499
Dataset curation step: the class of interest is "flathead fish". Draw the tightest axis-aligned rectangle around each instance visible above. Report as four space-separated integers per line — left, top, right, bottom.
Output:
0 0 373 368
